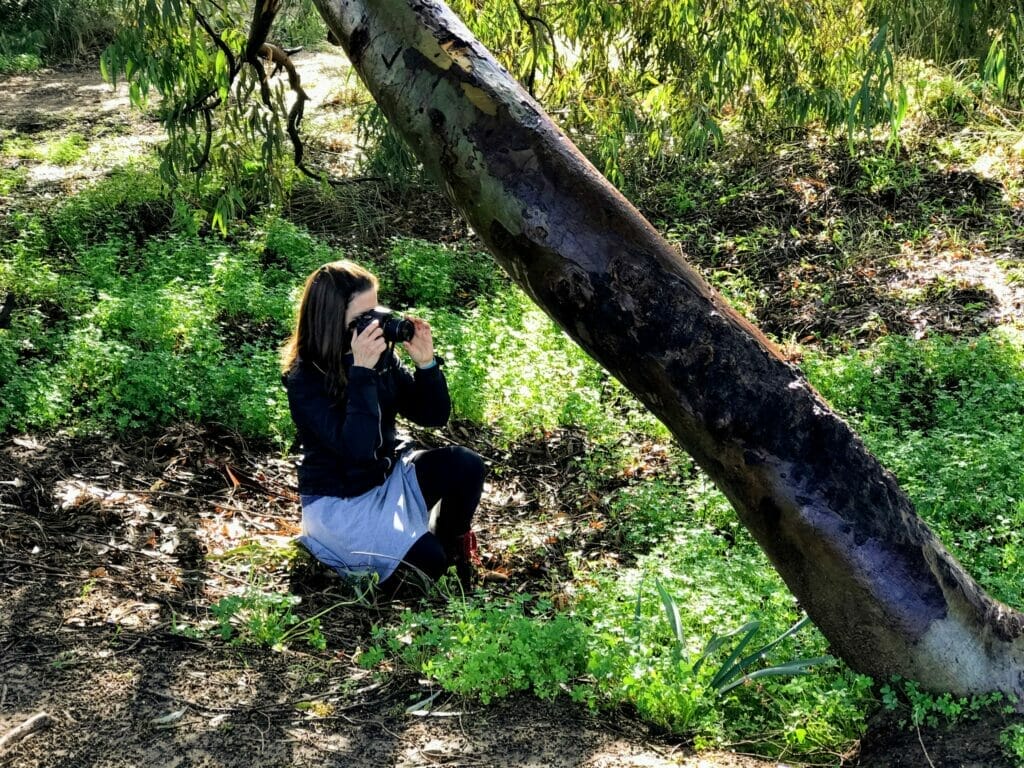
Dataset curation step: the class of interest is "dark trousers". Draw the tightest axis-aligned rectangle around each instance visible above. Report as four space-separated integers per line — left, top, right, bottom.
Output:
385 445 486 586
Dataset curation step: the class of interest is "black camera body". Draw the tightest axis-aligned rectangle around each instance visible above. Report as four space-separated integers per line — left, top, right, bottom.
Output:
349 306 415 344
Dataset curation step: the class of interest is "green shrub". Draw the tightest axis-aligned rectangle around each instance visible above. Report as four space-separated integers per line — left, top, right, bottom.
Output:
261 215 338 278
0 214 66 304
0 167 28 194
608 465 737 551
0 214 300 440
271 0 328 48
208 588 326 651
49 165 171 252
804 331 1024 435
380 594 587 704
576 527 874 754
205 250 272 323
48 133 89 166
389 238 504 308
0 25 43 73
0 0 119 62
0 136 41 161
1001 723 1024 764
880 678 1006 729
201 347 294 445
420 287 646 442
0 51 42 74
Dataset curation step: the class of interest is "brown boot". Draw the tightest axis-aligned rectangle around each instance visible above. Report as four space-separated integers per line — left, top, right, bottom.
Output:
454 530 482 588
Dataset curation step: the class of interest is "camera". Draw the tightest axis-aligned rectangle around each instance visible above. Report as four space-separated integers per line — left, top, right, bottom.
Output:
349 306 415 344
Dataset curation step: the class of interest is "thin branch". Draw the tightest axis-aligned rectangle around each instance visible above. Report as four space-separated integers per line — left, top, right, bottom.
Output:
511 0 558 95
192 3 237 77
916 723 937 768
193 106 214 172
258 42 382 186
238 0 382 186
185 2 240 171
260 42 309 158
249 53 274 108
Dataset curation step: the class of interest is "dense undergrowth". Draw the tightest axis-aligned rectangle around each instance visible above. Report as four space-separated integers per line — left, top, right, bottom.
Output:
4 54 1024 766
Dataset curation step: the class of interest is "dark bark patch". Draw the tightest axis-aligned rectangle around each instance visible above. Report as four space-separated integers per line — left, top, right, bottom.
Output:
758 496 782 528
743 450 764 466
428 107 446 133
868 540 948 634
348 23 370 67
382 46 402 68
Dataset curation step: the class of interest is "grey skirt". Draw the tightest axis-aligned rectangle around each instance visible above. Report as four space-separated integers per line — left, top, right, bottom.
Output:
298 451 430 583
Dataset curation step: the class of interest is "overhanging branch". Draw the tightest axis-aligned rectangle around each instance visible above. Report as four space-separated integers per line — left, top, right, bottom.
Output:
187 2 239 171
511 0 558 96
241 0 379 185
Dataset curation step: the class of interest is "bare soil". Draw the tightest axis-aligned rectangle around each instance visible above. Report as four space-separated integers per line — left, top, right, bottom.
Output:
2 54 1022 768
0 424 783 768
1 424 1017 768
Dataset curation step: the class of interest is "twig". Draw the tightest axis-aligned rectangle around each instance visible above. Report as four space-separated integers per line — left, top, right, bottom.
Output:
0 559 71 577
144 688 238 715
185 1 237 171
133 487 272 518
916 722 936 768
192 2 236 77
145 686 378 719
0 712 54 755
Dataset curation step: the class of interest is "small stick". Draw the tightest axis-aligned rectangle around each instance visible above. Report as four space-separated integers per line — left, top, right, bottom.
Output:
916 723 936 768
0 712 54 754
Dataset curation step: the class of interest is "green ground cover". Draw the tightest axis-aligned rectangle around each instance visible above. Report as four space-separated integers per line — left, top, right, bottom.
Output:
3 95 1024 764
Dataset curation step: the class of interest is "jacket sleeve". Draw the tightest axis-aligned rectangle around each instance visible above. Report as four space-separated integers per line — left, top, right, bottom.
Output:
286 365 383 463
394 357 452 428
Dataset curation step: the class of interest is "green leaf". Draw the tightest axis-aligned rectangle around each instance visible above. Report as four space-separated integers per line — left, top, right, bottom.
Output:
654 579 685 661
708 620 761 690
717 656 833 695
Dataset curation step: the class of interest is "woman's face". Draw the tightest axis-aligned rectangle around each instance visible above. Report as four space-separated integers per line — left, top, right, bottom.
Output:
343 287 378 330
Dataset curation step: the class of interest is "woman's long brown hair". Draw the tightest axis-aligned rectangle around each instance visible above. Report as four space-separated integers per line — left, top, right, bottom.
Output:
280 260 378 399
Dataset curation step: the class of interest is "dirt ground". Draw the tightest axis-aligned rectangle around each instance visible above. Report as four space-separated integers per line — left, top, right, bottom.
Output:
0 424 790 768
2 52 1022 768
0 424 1016 768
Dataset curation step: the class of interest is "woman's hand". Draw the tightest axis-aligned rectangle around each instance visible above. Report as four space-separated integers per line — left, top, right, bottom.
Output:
351 320 386 369
402 317 435 367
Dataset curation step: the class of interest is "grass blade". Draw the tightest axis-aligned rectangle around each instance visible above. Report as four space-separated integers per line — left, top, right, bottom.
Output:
716 656 833 695
655 579 685 662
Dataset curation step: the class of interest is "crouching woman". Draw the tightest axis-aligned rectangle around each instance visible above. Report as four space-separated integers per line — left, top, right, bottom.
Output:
280 260 485 591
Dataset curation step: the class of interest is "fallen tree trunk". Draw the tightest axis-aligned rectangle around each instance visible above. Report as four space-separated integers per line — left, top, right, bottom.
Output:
312 0 1024 698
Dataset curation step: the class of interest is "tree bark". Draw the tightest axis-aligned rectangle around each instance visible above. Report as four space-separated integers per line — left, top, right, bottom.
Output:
312 0 1024 698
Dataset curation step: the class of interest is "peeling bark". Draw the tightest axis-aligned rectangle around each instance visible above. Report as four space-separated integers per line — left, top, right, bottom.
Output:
312 0 1024 698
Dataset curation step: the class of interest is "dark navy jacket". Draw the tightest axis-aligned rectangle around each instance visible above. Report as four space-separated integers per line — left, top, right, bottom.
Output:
283 353 451 498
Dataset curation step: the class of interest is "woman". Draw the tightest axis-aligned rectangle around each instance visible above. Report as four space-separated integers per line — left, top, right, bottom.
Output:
280 260 486 590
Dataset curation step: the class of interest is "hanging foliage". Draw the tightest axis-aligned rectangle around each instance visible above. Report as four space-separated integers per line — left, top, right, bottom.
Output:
101 0 1021 213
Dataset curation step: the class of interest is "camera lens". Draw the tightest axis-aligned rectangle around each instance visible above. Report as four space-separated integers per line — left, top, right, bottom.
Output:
384 317 415 343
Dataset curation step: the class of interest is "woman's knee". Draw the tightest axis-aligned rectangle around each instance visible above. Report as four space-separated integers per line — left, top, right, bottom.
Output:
451 445 487 486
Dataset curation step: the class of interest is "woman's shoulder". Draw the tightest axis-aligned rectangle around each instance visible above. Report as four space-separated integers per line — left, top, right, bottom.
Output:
282 358 325 388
